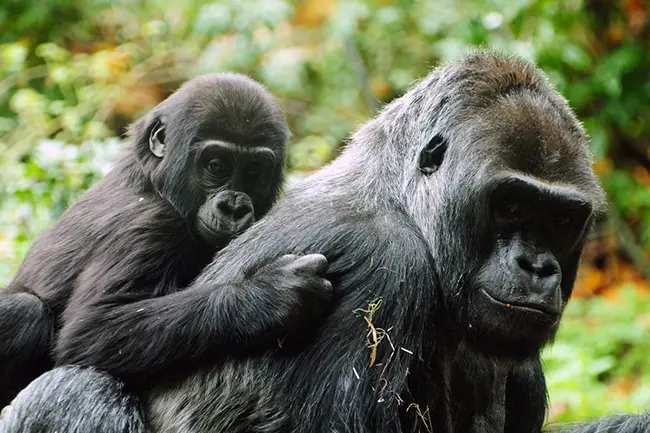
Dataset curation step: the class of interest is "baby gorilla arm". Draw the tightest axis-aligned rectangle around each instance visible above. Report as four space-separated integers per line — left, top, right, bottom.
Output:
55 254 332 381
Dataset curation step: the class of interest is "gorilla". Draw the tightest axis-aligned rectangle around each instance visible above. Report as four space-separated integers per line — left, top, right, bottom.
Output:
0 73 331 409
3 50 628 433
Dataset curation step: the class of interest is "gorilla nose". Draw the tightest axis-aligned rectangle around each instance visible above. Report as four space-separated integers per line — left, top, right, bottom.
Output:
516 252 558 278
214 191 254 229
512 250 561 295
216 197 252 220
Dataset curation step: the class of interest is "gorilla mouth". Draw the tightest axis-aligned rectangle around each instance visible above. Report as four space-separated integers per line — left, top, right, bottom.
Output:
480 289 560 317
198 219 236 240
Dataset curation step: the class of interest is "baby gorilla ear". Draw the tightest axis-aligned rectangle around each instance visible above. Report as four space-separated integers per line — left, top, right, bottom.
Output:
419 134 447 175
149 120 166 158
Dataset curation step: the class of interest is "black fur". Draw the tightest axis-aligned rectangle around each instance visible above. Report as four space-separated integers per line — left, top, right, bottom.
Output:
1 50 611 433
0 73 334 408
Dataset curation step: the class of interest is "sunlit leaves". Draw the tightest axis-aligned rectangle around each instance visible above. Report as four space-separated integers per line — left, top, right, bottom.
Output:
35 42 70 63
1 43 28 73
0 138 121 283
288 135 336 171
193 3 231 36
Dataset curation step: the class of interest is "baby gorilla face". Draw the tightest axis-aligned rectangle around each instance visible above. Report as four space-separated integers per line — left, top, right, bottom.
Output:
141 72 289 247
193 139 279 247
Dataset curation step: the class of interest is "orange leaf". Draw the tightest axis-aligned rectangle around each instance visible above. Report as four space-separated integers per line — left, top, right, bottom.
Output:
604 23 626 44
625 0 648 35
371 78 391 99
114 83 165 118
592 158 613 176
293 0 336 28
632 165 650 186
574 265 608 298
608 376 638 397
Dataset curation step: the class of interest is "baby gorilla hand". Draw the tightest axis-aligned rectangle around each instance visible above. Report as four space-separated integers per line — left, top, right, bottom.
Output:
248 254 333 334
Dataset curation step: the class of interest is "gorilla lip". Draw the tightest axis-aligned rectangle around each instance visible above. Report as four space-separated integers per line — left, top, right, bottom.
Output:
480 289 560 317
198 218 236 240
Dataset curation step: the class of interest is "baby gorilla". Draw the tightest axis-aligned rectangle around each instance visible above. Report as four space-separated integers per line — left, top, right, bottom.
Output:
0 73 331 408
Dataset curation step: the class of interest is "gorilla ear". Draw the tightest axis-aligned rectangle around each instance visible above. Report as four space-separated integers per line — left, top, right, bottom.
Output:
419 134 447 175
149 120 166 158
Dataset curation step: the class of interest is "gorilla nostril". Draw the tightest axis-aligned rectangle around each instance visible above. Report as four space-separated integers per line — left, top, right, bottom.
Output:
537 263 558 278
216 200 232 215
233 204 253 221
516 256 534 274
516 254 559 279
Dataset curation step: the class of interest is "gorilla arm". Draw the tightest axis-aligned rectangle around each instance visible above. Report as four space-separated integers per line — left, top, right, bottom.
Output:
55 248 331 382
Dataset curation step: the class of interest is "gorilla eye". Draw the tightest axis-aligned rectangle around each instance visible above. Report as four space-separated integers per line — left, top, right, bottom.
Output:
555 214 572 227
207 158 229 177
504 202 518 214
497 199 520 220
419 134 448 176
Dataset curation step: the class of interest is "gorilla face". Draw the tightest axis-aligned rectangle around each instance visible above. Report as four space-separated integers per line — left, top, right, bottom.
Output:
468 172 593 357
424 90 603 360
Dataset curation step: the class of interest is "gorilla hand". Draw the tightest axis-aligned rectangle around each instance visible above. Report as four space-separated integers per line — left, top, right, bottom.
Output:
238 254 334 341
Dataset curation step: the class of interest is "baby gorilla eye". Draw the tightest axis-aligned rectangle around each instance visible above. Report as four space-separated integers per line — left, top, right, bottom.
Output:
207 158 229 177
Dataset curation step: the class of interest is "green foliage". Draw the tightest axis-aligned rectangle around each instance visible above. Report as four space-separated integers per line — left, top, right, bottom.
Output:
543 287 650 421
603 170 650 245
0 139 121 279
1 0 649 421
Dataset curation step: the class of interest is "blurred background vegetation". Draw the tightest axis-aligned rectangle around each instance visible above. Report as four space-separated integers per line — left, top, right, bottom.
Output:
1 0 649 424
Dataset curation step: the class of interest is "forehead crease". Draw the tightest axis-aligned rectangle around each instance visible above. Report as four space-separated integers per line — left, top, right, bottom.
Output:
195 116 277 146
483 98 588 179
182 93 278 139
201 140 274 157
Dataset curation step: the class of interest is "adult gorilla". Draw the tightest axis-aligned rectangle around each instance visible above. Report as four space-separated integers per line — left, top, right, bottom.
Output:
0 73 330 410
3 50 612 432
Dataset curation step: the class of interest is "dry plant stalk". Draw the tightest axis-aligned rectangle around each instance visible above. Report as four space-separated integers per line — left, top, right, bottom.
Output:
354 299 385 367
407 403 433 433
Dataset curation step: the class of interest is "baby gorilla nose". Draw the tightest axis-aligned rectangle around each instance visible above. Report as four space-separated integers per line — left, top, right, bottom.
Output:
213 190 255 232
196 191 255 245
216 192 254 221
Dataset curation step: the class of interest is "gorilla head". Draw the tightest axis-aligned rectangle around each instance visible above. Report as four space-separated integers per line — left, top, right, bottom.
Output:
381 52 606 359
130 73 290 247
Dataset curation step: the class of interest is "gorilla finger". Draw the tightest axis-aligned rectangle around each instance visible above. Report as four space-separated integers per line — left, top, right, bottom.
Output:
272 254 297 267
303 278 333 293
286 254 328 275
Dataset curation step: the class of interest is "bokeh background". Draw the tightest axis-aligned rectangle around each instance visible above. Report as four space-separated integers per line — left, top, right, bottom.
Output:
1 0 649 424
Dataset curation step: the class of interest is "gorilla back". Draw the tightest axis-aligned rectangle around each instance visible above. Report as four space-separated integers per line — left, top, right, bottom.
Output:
4 50 606 433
